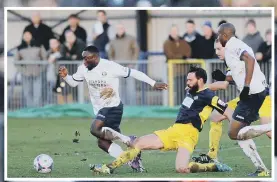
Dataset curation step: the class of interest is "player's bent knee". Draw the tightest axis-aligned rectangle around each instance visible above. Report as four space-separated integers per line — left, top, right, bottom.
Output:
228 130 237 140
176 167 190 173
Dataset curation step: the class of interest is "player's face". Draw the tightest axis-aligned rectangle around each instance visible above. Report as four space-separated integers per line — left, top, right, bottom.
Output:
82 51 99 70
214 42 225 60
217 31 227 47
187 72 199 94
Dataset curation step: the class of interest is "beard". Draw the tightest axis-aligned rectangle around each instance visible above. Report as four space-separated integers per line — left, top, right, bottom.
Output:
188 83 199 95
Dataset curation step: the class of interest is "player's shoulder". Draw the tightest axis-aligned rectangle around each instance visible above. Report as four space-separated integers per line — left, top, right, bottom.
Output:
77 64 87 72
202 88 216 98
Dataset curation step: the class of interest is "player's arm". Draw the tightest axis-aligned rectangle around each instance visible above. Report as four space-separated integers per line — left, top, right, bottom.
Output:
59 66 84 87
111 61 168 90
240 51 255 87
207 81 229 91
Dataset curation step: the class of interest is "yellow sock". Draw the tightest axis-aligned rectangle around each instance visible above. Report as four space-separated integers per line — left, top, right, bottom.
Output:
108 148 141 169
207 121 223 159
189 162 217 173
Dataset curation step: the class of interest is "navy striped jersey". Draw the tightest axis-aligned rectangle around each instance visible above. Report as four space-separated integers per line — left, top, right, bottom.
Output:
175 88 227 132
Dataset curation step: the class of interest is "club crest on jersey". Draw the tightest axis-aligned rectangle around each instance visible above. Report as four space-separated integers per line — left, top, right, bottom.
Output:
102 72 107 76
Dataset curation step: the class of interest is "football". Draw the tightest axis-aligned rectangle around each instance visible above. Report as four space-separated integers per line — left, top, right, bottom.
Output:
33 154 53 173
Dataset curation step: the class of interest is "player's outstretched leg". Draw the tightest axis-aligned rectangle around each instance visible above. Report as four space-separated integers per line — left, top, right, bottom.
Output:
237 123 271 140
91 134 164 174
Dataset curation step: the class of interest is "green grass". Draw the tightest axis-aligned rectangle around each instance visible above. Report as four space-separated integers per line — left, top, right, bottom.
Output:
7 118 272 178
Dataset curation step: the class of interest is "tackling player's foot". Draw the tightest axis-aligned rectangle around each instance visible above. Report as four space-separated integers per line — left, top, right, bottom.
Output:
189 161 232 173
248 169 270 177
128 151 146 172
192 154 215 163
90 164 112 174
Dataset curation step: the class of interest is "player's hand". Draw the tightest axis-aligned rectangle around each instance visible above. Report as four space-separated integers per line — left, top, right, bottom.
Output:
100 87 115 100
212 69 226 81
153 82 168 90
59 66 68 78
239 86 250 101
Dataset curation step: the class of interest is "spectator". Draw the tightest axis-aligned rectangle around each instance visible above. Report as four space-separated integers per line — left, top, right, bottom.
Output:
108 23 139 61
59 14 87 44
14 31 47 108
47 38 63 104
242 19 264 53
201 21 217 59
108 23 140 105
60 30 86 103
60 30 86 60
165 24 191 105
183 19 203 58
23 12 54 50
256 29 272 62
164 24 191 60
92 10 115 58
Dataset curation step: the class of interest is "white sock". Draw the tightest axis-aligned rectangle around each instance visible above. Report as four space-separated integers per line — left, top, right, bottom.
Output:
238 139 268 171
102 127 131 145
237 123 271 140
108 142 124 158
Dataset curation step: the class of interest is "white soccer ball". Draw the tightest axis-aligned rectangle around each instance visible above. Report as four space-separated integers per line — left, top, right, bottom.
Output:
33 154 53 173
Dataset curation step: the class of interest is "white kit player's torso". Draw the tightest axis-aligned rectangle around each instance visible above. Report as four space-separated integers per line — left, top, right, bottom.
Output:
72 59 130 115
224 37 267 94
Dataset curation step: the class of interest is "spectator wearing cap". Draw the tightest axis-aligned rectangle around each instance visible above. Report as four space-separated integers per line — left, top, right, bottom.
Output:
201 21 217 59
23 12 54 50
256 29 272 63
243 19 264 53
183 20 203 58
92 10 115 59
59 14 87 44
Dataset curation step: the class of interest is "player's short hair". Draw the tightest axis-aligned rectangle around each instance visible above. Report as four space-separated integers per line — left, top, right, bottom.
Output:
218 20 227 27
97 10 106 15
246 19 256 27
188 66 207 83
83 45 99 54
186 19 195 25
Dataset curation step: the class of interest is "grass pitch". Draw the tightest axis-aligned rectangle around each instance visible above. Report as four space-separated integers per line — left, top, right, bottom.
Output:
7 118 272 178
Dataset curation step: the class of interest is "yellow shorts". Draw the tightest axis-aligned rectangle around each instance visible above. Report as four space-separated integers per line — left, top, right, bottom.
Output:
227 96 271 117
154 123 199 153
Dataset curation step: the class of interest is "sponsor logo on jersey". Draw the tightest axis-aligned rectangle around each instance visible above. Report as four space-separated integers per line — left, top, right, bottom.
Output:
97 114 106 118
89 80 107 88
236 115 244 120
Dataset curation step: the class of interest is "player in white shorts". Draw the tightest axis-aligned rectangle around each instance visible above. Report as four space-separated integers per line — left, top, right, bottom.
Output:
216 23 271 176
59 45 167 172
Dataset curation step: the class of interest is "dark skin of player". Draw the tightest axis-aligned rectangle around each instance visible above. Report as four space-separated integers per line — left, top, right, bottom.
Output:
59 52 168 153
217 23 256 140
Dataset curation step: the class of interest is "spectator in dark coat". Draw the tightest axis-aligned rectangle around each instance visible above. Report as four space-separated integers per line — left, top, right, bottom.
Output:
256 29 272 62
60 30 86 103
201 21 217 59
23 12 54 50
60 30 86 61
243 19 264 53
59 14 87 44
92 10 115 58
183 20 203 59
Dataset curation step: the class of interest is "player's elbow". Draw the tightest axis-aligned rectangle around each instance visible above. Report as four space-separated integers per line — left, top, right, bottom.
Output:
176 167 190 173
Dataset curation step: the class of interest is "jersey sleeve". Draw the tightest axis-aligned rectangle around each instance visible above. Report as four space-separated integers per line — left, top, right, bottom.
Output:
230 40 250 60
209 95 228 115
72 65 85 82
109 61 131 78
